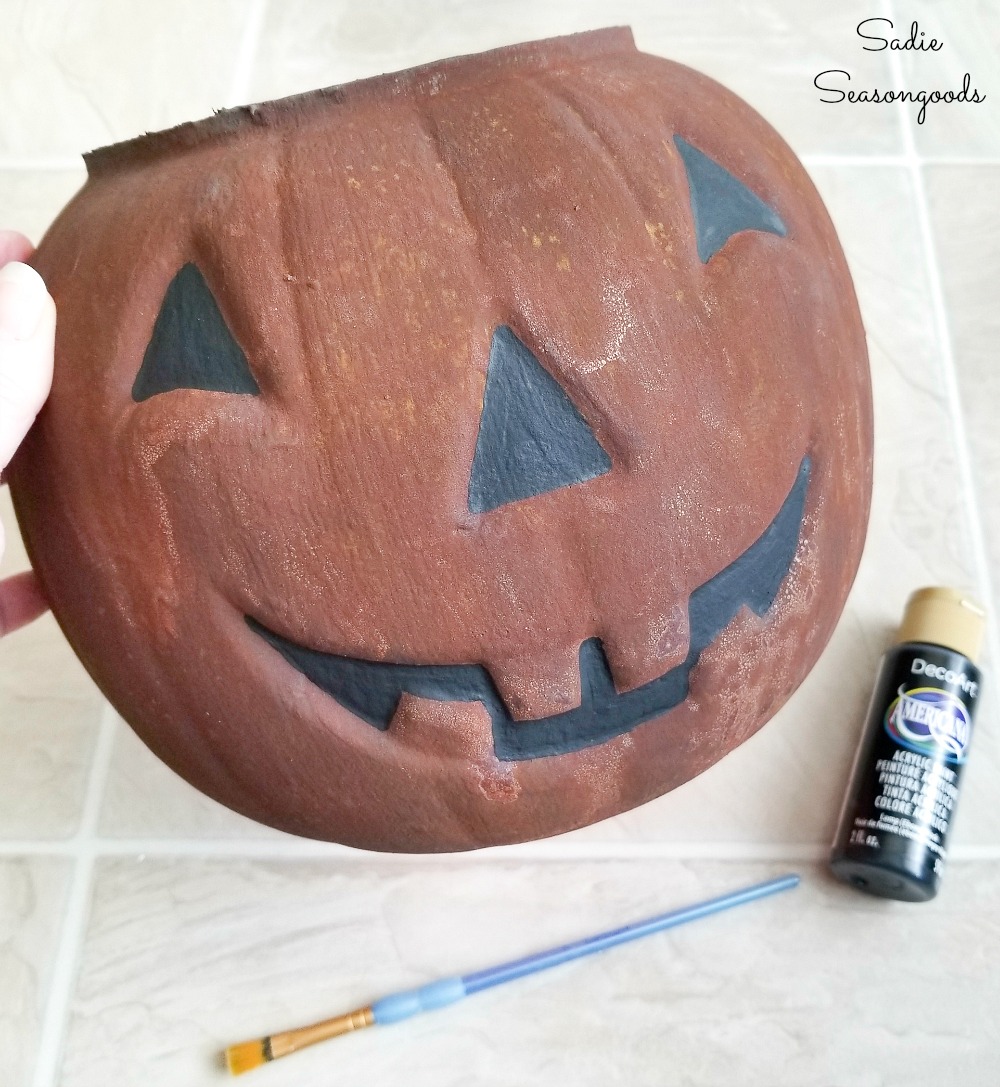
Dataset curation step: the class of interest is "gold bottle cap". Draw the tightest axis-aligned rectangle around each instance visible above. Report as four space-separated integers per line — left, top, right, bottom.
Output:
896 586 987 664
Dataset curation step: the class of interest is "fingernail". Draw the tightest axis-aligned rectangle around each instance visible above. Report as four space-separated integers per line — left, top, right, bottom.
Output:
0 262 49 341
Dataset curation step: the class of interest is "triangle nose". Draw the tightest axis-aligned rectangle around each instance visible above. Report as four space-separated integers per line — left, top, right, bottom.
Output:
468 325 612 514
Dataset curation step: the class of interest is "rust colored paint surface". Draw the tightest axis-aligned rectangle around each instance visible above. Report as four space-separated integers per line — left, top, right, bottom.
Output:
8 29 873 851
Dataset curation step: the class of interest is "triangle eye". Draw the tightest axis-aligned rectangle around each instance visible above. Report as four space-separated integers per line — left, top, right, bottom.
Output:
468 325 612 514
674 136 787 263
132 263 260 402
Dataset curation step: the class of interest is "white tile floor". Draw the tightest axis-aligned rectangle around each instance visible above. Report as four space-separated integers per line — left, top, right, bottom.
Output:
1 1 999 1084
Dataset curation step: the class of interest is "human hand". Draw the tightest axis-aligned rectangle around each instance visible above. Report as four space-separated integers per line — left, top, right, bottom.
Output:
0 230 55 636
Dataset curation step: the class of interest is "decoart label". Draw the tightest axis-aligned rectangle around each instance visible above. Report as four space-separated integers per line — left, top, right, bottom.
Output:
884 685 972 763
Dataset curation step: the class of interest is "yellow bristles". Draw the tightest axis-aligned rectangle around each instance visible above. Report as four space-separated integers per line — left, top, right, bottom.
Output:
224 1006 375 1074
224 1038 270 1076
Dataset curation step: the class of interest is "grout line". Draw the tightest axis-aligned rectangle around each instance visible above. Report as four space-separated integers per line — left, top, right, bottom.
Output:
883 0 1000 674
0 157 84 172
224 0 269 108
801 154 908 167
6 835 1000 863
0 836 829 861
801 154 1000 168
2 838 832 862
31 703 117 1087
916 157 1000 167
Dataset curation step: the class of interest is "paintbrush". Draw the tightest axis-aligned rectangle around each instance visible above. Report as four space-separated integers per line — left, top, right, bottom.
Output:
225 872 799 1075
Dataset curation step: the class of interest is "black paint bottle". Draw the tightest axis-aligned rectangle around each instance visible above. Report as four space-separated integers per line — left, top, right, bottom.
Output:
830 587 986 901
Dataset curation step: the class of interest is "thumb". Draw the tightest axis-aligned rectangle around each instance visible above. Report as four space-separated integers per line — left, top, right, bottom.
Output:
0 262 56 475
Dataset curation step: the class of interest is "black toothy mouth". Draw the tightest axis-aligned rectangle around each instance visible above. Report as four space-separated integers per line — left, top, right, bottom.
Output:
247 458 810 761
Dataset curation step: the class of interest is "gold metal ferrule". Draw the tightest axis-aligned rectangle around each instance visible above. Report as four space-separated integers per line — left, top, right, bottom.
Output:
266 1005 375 1060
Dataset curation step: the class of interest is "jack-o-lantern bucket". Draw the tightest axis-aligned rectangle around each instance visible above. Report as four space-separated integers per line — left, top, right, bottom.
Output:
9 28 872 851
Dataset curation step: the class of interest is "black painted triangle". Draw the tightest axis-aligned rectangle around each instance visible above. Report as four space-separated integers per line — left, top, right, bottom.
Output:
132 263 260 401
468 326 612 514
674 136 787 263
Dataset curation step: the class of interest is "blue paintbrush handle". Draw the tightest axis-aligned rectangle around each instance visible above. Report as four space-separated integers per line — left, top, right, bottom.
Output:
372 978 467 1024
371 873 799 1025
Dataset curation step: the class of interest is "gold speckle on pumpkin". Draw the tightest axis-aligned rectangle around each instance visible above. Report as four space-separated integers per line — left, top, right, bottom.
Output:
556 255 571 271
532 235 542 248
347 177 361 190
645 221 671 251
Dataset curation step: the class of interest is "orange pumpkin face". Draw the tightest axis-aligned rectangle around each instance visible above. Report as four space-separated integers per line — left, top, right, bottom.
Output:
10 29 872 851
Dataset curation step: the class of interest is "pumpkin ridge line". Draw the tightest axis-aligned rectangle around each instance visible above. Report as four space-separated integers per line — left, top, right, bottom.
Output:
414 102 495 304
274 126 315 414
526 73 658 249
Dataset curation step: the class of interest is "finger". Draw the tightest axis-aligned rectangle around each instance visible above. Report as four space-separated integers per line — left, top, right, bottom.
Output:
0 230 34 267
0 570 49 636
0 262 56 474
